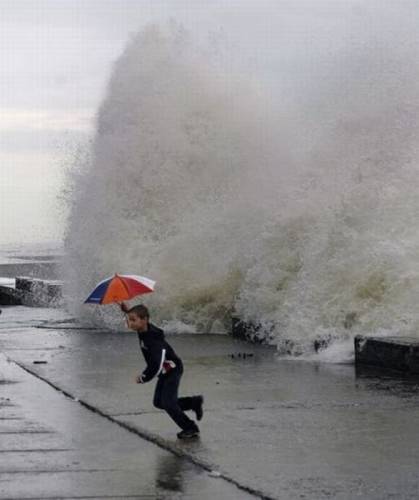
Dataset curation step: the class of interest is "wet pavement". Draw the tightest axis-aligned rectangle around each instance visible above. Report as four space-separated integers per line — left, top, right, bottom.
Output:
0 356 254 499
1 306 419 499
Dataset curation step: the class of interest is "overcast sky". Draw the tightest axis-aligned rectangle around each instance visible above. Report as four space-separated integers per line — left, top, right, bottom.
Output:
0 0 272 246
0 1 164 245
0 0 415 247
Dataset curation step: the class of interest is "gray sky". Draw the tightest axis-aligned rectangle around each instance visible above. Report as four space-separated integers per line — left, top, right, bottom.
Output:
1 0 415 246
0 1 166 245
0 0 265 245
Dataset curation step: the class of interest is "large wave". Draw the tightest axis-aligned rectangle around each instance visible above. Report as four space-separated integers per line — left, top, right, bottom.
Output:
63 15 419 357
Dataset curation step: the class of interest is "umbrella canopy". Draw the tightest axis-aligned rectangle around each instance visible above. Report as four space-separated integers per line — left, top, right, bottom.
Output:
85 274 155 304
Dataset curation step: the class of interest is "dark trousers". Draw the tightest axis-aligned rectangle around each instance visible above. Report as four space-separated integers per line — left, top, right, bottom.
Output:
153 369 200 431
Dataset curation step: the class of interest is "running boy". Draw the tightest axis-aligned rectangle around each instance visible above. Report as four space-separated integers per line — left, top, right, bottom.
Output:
121 303 203 439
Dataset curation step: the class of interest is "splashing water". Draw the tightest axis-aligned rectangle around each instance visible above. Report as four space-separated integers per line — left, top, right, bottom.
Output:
63 14 419 357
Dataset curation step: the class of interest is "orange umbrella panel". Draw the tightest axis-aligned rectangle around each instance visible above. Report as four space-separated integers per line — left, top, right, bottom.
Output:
101 276 130 304
85 274 155 304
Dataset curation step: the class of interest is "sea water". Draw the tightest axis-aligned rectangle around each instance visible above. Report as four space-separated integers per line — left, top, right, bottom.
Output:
62 8 419 358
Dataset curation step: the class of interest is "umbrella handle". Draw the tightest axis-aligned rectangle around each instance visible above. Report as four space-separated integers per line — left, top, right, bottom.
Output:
118 301 129 314
116 302 130 330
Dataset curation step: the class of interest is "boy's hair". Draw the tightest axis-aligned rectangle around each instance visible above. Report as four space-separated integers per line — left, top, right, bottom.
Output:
127 304 149 319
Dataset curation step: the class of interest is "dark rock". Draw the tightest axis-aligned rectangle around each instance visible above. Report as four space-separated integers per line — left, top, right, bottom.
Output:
231 317 274 344
313 335 335 353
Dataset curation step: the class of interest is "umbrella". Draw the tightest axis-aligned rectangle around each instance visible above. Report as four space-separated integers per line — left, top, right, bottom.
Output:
84 274 155 304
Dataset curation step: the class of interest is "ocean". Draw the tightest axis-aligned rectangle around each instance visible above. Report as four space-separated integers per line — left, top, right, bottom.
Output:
0 241 62 281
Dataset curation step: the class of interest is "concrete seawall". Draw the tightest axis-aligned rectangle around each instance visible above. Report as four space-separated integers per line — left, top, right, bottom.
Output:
0 276 62 307
355 335 419 374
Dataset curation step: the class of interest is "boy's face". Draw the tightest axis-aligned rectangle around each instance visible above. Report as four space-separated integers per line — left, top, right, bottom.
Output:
127 312 148 332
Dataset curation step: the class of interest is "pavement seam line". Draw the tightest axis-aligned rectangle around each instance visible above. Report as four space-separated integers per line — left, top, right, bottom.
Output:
11 359 276 500
0 468 118 474
0 448 73 453
0 496 160 500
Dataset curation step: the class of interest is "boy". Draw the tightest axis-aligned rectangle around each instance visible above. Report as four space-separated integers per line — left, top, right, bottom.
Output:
121 303 203 439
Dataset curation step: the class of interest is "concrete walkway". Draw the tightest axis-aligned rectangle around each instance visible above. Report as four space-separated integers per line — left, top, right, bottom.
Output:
0 354 256 499
2 306 419 499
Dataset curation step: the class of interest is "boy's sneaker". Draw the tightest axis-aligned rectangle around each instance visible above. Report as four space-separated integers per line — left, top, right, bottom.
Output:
194 395 204 421
177 426 200 439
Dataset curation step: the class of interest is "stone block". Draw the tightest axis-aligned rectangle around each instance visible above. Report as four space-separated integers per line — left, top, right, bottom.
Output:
355 335 419 374
15 276 63 307
0 285 22 305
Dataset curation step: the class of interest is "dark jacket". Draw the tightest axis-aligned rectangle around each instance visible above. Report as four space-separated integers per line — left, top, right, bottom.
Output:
137 323 183 383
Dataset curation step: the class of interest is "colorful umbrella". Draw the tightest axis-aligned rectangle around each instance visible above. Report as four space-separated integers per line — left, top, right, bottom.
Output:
84 274 155 304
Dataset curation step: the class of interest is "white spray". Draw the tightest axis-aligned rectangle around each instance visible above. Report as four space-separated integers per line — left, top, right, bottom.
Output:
63 9 419 358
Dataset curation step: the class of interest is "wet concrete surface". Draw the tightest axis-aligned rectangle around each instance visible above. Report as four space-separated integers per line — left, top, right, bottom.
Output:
0 353 256 500
2 307 419 499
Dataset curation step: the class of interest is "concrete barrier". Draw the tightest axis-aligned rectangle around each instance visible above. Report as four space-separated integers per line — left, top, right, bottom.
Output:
15 276 63 307
0 285 22 305
231 317 334 353
355 335 419 374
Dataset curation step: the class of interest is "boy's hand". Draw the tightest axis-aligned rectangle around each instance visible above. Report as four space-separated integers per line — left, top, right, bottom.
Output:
135 375 143 384
120 302 129 313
